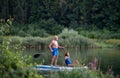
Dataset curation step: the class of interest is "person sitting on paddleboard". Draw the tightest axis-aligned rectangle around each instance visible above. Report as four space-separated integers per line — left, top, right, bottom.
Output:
64 51 79 67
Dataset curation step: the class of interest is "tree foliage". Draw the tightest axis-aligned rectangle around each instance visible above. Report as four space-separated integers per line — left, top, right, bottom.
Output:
0 0 119 35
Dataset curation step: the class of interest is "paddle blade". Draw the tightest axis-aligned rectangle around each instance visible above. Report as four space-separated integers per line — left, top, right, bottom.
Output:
34 54 40 58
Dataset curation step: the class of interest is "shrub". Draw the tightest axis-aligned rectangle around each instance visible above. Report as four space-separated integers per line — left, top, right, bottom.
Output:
0 37 43 78
107 33 120 39
59 28 95 47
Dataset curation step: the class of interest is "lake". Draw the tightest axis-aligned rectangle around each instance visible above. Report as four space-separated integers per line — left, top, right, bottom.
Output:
25 48 120 75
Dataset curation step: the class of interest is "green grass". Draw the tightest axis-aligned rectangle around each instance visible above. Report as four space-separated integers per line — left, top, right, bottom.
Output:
1 29 119 49
104 39 120 48
40 69 115 78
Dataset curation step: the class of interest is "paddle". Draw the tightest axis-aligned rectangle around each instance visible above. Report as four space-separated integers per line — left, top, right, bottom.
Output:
34 53 41 58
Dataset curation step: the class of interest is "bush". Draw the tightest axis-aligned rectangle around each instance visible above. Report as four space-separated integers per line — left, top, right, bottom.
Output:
0 37 43 78
18 29 27 37
106 33 120 39
37 18 64 35
58 28 96 47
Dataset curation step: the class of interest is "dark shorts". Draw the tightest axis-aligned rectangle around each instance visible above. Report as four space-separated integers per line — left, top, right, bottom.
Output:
65 57 72 66
52 48 59 56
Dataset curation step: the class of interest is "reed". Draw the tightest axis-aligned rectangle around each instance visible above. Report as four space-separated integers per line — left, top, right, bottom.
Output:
104 39 120 48
1 29 118 48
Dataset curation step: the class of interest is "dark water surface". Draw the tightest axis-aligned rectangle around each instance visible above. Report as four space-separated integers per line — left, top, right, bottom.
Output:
25 48 120 75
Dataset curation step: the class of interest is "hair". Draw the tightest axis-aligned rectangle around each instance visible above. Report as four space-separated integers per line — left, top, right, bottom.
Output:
54 35 58 38
54 35 58 40
65 52 69 56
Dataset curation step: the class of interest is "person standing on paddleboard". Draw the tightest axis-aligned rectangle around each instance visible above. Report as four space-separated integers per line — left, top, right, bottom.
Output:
49 35 64 66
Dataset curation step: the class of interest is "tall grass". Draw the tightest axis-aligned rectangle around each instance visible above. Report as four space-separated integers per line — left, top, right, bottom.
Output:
104 39 120 48
2 29 99 48
41 69 115 78
58 70 104 78
1 28 118 48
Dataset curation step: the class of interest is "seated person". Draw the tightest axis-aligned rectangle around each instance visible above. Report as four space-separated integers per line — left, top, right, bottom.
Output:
63 51 79 67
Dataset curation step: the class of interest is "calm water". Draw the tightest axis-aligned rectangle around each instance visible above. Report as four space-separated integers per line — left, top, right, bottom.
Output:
25 48 120 75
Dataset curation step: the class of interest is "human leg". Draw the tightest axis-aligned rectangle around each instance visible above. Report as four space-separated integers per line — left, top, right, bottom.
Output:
51 56 56 65
51 48 59 66
67 64 74 67
55 56 58 66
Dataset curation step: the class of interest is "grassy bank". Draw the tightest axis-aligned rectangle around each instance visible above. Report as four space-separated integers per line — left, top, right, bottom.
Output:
0 36 118 49
0 36 100 49
104 39 120 48
1 29 119 49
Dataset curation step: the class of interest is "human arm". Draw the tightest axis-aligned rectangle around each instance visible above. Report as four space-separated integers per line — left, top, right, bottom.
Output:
62 57 66 66
58 45 64 49
48 41 53 52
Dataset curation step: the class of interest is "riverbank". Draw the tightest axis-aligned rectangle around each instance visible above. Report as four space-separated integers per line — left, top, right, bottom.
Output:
0 35 119 49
